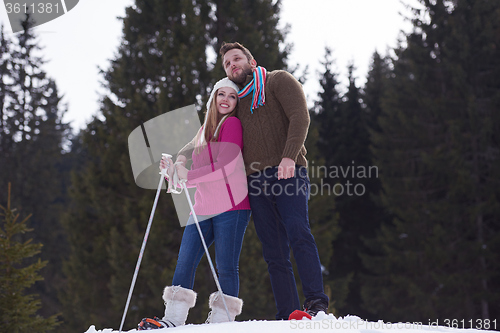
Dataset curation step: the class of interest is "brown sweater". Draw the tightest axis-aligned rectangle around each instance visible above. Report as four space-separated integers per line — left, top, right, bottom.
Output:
236 70 310 176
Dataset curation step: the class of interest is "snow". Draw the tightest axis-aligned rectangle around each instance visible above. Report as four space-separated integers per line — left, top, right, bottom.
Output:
84 313 497 333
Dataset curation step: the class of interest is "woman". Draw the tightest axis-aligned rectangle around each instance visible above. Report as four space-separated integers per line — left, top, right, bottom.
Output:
139 78 251 330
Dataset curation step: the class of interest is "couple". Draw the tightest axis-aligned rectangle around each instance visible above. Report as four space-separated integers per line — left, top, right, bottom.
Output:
139 42 329 329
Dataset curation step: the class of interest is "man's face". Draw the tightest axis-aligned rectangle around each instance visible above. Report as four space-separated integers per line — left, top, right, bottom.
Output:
223 49 256 84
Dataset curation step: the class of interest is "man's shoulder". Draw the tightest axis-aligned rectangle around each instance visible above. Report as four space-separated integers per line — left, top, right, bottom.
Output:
267 69 294 79
267 69 299 86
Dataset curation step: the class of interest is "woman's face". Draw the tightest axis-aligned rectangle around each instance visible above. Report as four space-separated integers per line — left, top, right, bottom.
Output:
216 87 238 115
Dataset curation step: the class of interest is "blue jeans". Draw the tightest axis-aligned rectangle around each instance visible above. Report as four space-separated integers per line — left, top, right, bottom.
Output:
172 209 250 297
248 166 328 319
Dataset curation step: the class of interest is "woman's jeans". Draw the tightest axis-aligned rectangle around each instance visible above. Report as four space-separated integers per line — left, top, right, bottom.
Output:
248 166 328 319
172 209 250 297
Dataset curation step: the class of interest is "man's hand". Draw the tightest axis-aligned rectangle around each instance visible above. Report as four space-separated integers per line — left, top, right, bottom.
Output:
278 157 295 180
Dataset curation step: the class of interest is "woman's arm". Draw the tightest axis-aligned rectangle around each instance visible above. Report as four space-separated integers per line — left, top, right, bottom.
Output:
175 134 196 167
186 117 244 184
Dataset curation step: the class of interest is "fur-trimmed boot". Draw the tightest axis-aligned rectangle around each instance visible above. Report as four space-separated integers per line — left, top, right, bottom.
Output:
162 285 197 327
206 292 243 323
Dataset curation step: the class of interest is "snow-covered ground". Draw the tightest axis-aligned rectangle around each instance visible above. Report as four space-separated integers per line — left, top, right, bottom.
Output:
85 313 497 333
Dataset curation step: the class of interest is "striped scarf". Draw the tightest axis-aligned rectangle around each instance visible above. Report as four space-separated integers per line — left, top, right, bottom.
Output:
238 66 267 114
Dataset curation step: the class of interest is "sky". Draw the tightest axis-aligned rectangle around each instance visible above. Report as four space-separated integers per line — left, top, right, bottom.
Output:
0 0 421 131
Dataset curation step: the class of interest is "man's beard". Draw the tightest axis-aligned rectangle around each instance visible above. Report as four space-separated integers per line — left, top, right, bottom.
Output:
230 64 253 84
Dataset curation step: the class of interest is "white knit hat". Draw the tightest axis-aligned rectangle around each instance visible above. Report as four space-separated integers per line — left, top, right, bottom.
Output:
200 78 239 144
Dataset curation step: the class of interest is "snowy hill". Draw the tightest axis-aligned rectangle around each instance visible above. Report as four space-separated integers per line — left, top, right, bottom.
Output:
85 313 498 333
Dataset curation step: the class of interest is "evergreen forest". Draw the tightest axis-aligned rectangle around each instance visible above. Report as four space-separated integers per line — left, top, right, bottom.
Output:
0 0 499 332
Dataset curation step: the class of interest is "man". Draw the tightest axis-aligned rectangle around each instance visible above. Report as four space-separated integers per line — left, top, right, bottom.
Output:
220 42 329 320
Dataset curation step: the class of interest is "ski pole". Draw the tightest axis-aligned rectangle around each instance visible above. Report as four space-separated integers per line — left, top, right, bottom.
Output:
118 154 171 333
180 181 232 322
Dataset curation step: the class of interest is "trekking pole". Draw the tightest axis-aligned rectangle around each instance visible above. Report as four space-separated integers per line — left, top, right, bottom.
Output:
180 181 232 322
118 154 171 333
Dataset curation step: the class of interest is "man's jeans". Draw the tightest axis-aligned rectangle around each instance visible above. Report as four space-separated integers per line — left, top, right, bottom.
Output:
172 209 250 297
248 166 328 319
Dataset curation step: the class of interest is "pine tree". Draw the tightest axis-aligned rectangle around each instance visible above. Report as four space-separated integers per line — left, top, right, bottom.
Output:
207 0 289 76
61 1 210 329
0 19 69 318
0 25 12 156
354 51 394 321
61 0 292 328
318 60 378 317
313 47 342 167
306 104 340 315
308 48 347 313
0 183 59 332
363 0 500 321
363 51 391 134
201 0 291 118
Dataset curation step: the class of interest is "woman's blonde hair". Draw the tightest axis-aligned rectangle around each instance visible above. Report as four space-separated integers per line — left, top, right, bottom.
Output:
194 88 238 152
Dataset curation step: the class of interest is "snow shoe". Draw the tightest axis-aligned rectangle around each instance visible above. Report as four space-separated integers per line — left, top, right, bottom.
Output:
288 298 329 320
137 317 175 330
206 292 243 323
303 298 328 317
162 285 197 326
